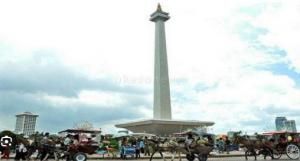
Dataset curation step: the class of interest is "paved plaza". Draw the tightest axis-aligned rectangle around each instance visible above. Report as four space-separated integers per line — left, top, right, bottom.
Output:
107 157 295 161
3 150 298 161
96 157 294 161
1 157 297 161
91 155 297 161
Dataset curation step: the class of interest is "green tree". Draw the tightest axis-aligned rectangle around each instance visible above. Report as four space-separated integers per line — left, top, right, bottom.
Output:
0 130 16 138
109 138 119 149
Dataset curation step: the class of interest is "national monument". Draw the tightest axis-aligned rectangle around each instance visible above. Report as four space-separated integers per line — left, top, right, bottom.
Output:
115 4 214 136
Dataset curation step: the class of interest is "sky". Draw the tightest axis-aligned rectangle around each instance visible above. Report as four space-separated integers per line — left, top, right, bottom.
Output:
0 0 300 134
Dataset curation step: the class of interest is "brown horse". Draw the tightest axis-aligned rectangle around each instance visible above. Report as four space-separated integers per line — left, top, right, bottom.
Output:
232 134 273 160
148 138 213 161
185 141 214 161
148 138 186 161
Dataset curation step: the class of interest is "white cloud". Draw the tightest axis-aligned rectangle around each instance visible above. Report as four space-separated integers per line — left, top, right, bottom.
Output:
253 1 300 72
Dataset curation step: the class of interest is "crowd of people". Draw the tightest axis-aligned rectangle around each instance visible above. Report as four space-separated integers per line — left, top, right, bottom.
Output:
119 137 148 159
0 132 251 160
0 132 96 161
215 136 231 154
1 131 300 160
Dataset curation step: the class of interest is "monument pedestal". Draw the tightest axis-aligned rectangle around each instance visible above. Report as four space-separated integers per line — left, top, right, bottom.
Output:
116 119 214 136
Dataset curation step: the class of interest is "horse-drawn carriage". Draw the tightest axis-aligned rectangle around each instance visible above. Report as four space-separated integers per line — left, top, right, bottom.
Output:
66 142 99 161
26 137 99 161
233 131 300 160
56 129 101 161
148 131 214 161
262 131 300 160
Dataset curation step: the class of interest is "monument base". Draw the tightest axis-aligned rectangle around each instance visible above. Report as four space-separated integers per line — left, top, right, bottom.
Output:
115 119 214 136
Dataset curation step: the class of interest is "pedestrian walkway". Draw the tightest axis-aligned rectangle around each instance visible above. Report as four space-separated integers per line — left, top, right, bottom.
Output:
3 151 245 160
85 151 245 159
209 150 245 157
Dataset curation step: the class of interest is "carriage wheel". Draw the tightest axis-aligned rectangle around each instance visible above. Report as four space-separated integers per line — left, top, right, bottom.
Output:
272 149 282 159
73 152 87 161
186 153 195 161
245 149 257 160
286 144 300 160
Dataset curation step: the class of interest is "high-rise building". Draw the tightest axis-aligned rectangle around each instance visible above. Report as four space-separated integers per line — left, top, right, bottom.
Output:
275 117 287 131
275 117 297 132
285 120 297 132
15 112 38 136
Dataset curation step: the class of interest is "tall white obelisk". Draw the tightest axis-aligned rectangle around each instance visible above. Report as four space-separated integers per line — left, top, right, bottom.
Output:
115 4 214 136
150 4 172 120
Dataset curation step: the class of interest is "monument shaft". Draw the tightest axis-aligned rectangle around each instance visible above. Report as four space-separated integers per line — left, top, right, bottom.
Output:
115 4 215 136
151 5 172 120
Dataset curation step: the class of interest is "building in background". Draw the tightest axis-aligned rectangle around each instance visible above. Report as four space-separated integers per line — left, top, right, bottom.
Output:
275 117 297 132
276 117 287 131
227 131 241 140
15 112 38 136
285 120 297 132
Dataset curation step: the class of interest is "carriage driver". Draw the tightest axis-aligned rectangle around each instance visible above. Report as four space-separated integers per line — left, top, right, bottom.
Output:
63 134 72 147
278 134 288 148
40 132 51 161
185 133 195 153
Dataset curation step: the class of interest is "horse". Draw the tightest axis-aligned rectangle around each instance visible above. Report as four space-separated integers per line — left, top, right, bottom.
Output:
232 134 273 160
25 140 40 161
184 140 214 161
148 138 185 161
147 137 213 161
34 139 62 161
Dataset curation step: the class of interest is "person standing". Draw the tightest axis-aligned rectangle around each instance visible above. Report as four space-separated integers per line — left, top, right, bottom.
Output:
143 137 150 156
218 138 224 153
40 132 51 161
225 137 231 154
118 139 122 152
120 137 128 159
139 139 145 154
207 135 214 146
215 139 220 153
135 139 141 159
1 146 10 159
15 142 27 161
